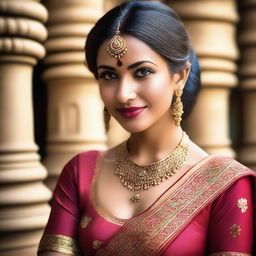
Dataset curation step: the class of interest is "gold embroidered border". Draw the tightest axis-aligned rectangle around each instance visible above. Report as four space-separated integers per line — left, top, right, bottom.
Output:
96 157 255 256
209 252 251 256
38 234 81 255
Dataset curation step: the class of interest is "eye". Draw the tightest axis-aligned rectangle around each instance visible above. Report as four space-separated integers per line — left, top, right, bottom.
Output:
98 71 118 80
135 68 154 78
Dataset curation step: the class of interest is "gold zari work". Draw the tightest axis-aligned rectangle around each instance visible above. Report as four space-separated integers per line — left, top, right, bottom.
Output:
230 224 241 238
38 234 80 255
209 252 251 256
80 215 92 228
93 240 104 250
114 132 190 202
96 158 251 256
237 198 248 213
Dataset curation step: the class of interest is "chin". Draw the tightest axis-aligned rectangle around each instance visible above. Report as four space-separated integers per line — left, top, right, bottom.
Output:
119 122 150 134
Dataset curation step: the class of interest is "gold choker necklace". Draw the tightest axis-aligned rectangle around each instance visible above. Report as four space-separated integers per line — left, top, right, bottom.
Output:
114 132 190 203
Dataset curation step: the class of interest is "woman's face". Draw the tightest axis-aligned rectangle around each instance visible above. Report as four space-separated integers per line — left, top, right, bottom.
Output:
96 35 188 133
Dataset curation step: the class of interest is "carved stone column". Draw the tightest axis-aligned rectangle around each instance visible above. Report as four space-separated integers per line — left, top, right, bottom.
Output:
167 0 239 156
104 0 128 12
43 0 107 190
238 0 256 170
0 0 51 255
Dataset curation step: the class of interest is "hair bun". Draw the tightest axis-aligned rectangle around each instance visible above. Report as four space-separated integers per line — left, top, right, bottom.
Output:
182 48 201 119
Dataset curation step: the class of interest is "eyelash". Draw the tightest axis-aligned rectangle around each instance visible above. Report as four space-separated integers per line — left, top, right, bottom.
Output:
99 71 117 81
98 67 155 81
98 71 118 80
135 68 155 77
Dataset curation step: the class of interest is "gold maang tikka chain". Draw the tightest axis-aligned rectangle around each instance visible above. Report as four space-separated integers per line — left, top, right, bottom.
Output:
114 132 190 203
107 20 127 67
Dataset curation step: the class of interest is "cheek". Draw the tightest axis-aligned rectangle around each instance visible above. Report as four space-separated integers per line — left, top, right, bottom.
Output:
142 77 174 105
98 85 114 107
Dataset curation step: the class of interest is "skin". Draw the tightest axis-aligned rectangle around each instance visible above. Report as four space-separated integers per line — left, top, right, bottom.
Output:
98 35 188 162
94 35 208 219
39 35 208 256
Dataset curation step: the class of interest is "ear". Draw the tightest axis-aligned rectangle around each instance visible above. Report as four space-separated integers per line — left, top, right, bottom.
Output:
172 64 191 90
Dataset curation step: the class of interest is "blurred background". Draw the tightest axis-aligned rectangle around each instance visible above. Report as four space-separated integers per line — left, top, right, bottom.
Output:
0 0 255 255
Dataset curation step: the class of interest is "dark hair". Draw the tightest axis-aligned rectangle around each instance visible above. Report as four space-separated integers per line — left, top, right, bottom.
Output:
85 1 201 118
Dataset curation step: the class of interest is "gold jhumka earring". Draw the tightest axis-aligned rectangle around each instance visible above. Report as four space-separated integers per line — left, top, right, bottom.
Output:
172 88 184 126
107 20 127 66
104 107 111 133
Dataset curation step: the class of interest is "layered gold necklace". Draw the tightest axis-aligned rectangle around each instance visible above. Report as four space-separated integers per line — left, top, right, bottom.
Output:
114 132 190 203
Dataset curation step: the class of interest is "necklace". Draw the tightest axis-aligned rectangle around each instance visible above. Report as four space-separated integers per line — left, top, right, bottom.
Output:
114 131 190 203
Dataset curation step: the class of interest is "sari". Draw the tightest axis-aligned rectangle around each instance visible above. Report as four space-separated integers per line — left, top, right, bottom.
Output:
38 150 255 256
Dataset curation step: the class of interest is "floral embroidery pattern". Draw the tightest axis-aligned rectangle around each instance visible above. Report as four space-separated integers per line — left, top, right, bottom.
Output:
230 224 241 238
237 198 248 213
93 240 104 250
80 215 92 228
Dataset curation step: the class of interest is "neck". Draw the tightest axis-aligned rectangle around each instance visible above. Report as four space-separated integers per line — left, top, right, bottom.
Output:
127 123 183 165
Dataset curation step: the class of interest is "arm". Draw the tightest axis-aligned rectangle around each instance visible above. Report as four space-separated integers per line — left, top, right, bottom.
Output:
38 156 81 256
208 176 254 256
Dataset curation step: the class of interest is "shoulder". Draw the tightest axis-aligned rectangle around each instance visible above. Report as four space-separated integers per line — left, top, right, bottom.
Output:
65 150 102 167
203 155 255 202
53 150 104 194
205 156 255 209
188 141 254 178
210 172 254 216
207 155 255 177
60 150 103 179
193 155 255 200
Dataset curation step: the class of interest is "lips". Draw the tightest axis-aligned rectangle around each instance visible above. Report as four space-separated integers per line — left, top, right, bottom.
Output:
117 106 147 118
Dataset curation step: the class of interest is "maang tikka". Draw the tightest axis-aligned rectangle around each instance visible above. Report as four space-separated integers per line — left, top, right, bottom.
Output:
107 20 127 67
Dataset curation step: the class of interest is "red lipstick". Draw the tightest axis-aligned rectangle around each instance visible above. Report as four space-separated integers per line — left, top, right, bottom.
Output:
117 106 146 118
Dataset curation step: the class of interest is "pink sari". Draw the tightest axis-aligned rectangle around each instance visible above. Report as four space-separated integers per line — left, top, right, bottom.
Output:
38 151 255 256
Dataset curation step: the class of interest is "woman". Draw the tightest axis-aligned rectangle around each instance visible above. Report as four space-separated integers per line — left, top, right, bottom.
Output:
38 1 255 255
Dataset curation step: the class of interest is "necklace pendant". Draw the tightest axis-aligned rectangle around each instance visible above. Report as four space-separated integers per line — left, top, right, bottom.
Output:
130 193 140 203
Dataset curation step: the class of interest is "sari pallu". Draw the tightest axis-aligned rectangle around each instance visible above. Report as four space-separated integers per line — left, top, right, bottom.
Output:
96 156 255 256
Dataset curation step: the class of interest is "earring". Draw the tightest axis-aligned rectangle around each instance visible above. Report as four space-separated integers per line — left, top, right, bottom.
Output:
104 107 111 132
172 88 184 126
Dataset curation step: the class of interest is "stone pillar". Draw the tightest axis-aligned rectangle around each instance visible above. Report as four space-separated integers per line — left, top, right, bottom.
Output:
104 0 128 11
0 0 52 255
168 0 239 156
43 0 107 190
238 0 256 171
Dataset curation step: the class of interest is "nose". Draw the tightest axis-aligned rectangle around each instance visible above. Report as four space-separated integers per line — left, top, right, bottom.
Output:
115 77 137 104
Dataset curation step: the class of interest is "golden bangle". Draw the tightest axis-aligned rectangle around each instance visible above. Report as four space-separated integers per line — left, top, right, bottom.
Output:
38 234 81 256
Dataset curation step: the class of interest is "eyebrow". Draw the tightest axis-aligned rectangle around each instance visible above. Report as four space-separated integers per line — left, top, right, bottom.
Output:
97 65 116 71
97 61 157 71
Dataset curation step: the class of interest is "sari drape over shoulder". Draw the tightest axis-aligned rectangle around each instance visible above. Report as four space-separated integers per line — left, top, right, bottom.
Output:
38 151 256 256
